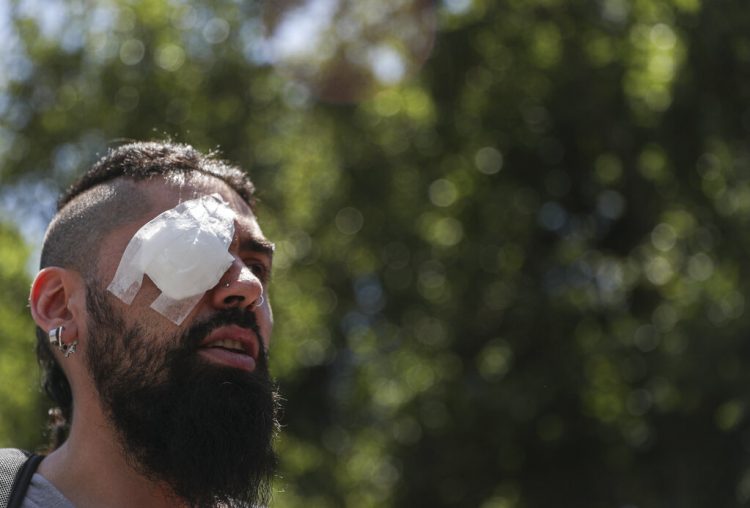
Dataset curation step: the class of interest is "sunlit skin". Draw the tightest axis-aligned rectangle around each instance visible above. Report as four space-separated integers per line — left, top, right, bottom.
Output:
95 175 274 349
28 174 273 508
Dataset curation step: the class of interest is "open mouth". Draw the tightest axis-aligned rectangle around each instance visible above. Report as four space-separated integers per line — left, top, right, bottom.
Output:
198 325 259 372
209 339 247 353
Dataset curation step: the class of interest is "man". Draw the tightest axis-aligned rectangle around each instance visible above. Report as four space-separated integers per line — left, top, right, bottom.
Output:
0 141 280 507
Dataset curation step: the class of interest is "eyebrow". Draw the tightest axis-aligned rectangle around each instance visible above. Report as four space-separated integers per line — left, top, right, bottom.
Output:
240 237 275 257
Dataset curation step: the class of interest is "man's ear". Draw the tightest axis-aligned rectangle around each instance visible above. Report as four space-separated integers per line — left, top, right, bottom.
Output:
29 267 85 342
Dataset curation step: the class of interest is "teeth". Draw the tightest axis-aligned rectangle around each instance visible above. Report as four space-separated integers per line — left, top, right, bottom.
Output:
213 339 244 352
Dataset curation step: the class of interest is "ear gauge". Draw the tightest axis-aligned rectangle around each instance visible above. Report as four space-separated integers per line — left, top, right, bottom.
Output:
49 326 78 358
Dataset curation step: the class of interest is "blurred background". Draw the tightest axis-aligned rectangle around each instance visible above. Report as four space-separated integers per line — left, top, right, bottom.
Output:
2 0 750 506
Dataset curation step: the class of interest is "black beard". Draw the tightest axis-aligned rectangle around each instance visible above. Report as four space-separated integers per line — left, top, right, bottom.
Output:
84 286 279 508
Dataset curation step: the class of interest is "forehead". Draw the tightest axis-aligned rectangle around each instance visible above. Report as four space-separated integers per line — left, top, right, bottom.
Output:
143 173 254 219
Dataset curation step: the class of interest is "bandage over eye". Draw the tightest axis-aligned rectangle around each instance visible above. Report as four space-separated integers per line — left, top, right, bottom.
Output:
107 193 236 325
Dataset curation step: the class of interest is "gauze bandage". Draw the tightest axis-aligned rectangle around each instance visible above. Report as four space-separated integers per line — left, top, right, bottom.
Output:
107 193 236 324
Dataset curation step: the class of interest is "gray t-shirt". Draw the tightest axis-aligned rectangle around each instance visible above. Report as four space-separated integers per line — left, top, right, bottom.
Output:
21 473 74 508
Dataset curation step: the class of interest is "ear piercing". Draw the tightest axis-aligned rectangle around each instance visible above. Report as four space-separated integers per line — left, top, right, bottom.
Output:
49 326 78 358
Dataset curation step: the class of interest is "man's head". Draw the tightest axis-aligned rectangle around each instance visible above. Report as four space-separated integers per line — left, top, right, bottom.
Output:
29 141 280 507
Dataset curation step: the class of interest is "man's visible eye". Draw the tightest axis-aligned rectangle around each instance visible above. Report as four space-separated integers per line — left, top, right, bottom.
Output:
247 261 270 283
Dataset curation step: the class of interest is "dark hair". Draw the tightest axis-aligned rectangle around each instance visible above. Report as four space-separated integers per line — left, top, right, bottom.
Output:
37 140 256 448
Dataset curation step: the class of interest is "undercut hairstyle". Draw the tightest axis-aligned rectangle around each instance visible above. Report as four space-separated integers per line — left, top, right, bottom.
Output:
36 140 257 448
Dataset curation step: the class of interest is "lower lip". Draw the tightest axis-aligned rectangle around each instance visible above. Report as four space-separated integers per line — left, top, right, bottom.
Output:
198 348 256 372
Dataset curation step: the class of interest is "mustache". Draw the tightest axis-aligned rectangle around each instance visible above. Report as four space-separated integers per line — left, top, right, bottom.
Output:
180 308 263 351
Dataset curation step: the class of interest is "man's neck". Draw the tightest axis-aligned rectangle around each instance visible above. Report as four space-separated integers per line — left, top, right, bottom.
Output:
37 401 185 508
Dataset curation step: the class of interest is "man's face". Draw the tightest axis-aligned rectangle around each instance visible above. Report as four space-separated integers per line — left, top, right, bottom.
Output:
82 175 279 507
95 174 275 349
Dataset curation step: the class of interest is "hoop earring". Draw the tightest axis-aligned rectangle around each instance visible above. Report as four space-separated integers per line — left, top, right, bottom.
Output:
49 326 78 358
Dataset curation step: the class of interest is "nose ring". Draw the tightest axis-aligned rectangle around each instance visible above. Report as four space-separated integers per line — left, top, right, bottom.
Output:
253 294 265 309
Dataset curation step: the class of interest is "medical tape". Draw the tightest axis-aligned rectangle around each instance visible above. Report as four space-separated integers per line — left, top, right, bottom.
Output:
107 193 236 324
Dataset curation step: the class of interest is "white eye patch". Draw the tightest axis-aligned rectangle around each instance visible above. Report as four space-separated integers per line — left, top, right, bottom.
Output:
107 193 236 325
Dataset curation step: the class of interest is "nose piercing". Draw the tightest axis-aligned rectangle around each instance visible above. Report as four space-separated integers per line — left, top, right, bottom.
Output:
253 294 265 309
221 277 263 308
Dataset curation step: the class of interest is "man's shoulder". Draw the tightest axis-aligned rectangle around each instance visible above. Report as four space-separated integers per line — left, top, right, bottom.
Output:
0 448 38 508
0 448 30 464
0 448 30 483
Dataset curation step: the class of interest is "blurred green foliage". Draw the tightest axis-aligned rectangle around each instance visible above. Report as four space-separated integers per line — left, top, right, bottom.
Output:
0 223 45 450
4 0 750 506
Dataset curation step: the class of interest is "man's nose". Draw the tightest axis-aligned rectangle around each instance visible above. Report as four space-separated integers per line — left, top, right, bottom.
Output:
210 258 264 311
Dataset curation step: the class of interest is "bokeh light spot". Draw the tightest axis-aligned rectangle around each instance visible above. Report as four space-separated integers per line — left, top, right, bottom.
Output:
595 153 623 184
430 216 464 246
650 23 677 51
336 206 364 235
716 400 744 432
368 44 406 84
538 202 567 231
428 179 458 207
119 39 145 65
474 146 503 174
203 17 231 44
155 43 185 71
651 223 677 251
644 255 674 285
597 190 626 219
687 252 714 281
477 339 513 380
